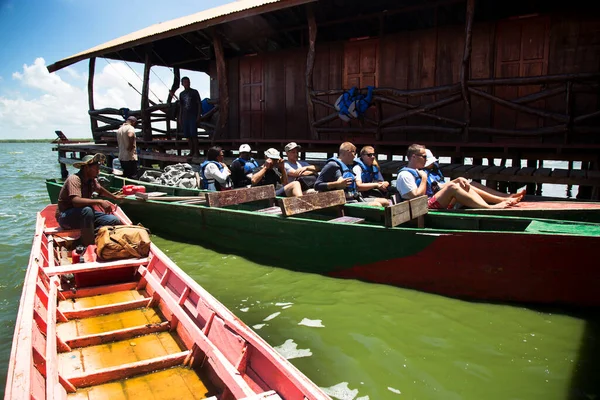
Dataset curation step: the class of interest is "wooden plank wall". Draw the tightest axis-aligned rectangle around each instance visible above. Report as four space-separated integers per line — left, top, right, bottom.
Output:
216 13 599 146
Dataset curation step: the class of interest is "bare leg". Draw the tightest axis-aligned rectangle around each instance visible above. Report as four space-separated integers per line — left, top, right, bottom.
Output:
435 182 512 209
284 181 303 197
469 181 525 203
190 136 200 158
369 197 389 207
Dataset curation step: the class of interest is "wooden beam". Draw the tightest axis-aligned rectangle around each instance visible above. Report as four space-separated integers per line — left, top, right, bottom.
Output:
212 30 229 143
460 0 475 142
469 88 569 123
380 94 462 126
88 58 98 136
141 50 152 141
62 297 151 319
67 351 189 388
279 190 346 217
66 322 170 349
44 258 148 276
305 4 318 140
205 186 276 207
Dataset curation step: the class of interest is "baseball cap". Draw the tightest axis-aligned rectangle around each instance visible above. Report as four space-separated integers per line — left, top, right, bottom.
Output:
126 116 138 124
239 144 251 153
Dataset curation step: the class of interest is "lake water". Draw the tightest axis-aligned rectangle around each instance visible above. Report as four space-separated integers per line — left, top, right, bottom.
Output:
0 143 598 399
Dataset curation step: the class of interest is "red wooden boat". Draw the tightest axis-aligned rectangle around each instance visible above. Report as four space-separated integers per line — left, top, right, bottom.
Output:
4 205 330 400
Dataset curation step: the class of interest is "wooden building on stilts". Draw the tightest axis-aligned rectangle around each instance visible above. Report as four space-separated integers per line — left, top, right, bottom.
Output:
47 0 600 198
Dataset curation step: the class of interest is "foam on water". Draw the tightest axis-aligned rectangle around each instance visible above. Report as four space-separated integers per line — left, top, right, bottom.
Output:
298 318 325 328
273 338 312 360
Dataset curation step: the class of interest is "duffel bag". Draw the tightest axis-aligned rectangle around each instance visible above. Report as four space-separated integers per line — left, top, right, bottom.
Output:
95 225 151 260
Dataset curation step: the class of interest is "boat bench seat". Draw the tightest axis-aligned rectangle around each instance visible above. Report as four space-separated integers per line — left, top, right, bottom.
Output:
205 186 276 207
278 190 366 224
385 195 428 227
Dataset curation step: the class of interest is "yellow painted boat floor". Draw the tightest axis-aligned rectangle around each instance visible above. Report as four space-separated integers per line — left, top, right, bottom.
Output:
58 289 148 312
58 290 217 399
58 331 183 376
57 307 163 340
67 366 215 400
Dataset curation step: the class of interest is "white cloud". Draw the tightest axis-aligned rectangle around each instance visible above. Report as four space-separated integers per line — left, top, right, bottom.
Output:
0 57 210 139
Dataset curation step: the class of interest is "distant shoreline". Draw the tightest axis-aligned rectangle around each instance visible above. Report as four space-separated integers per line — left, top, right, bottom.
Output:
0 139 90 143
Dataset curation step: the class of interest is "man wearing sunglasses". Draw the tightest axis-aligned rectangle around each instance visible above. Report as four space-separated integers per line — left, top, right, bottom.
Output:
56 154 124 246
397 144 514 210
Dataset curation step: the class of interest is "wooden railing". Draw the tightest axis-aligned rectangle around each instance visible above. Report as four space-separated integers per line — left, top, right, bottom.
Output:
309 72 600 142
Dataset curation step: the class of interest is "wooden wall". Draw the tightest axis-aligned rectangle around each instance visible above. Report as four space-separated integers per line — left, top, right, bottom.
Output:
212 13 600 146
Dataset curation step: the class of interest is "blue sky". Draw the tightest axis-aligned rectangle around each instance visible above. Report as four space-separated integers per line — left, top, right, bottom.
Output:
0 0 231 139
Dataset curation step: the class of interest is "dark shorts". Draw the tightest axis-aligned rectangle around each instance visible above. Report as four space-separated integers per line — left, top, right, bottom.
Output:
275 185 286 197
119 160 138 179
182 118 197 138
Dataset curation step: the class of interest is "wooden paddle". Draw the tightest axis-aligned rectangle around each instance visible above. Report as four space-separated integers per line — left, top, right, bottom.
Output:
134 192 205 202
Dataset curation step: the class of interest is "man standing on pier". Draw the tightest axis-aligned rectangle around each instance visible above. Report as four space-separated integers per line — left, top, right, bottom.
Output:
178 76 202 160
116 116 138 178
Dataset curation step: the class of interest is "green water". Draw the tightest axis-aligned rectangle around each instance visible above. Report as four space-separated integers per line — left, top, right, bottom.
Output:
0 143 598 399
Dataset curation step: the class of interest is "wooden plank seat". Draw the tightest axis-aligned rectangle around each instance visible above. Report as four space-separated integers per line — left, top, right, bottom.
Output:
278 190 365 224
205 185 276 208
385 195 429 228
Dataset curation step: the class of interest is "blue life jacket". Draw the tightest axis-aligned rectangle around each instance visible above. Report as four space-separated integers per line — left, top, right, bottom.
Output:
233 157 259 174
327 158 357 196
426 164 445 197
201 160 226 191
354 158 380 183
399 166 422 189
334 86 374 121
201 98 214 115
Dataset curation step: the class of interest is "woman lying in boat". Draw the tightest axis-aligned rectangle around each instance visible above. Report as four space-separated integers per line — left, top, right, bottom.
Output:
200 146 233 191
353 145 396 207
423 149 526 207
251 147 303 197
396 144 520 210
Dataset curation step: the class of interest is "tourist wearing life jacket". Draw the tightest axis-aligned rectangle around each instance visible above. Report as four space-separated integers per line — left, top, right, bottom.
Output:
352 146 392 207
284 142 318 192
423 149 445 197
423 149 526 205
396 144 518 210
200 146 233 191
230 144 259 188
251 148 303 197
314 142 381 206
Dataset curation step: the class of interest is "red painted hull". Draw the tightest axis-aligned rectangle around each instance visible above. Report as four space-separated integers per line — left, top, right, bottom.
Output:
332 231 600 307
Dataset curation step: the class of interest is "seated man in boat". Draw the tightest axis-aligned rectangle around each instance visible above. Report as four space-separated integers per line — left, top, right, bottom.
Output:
200 146 233 191
314 142 381 206
396 144 515 210
251 148 303 197
56 154 123 246
283 142 318 192
423 149 525 206
353 145 396 207
230 144 259 188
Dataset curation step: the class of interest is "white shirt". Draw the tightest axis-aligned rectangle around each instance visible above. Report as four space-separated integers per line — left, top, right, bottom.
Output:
396 170 418 199
116 123 137 161
284 160 309 182
352 164 384 183
204 162 231 186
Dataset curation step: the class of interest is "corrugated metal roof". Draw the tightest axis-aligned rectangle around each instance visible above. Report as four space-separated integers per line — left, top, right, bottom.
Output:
47 0 315 72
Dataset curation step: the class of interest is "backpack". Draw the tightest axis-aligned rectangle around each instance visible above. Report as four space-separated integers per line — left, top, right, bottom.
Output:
95 225 151 260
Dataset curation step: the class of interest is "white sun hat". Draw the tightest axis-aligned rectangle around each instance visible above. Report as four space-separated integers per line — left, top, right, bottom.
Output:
424 149 438 167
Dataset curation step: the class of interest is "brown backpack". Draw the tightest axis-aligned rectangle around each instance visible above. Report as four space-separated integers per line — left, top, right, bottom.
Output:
95 225 151 260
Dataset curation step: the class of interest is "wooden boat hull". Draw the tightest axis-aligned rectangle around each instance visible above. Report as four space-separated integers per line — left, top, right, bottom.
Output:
46 176 600 223
123 196 600 307
45 178 600 307
4 205 329 399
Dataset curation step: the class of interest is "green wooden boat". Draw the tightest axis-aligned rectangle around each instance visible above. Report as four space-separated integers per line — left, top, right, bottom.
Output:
46 177 600 308
47 174 600 223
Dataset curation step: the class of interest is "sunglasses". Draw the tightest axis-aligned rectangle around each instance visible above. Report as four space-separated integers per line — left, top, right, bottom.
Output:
414 154 427 159
363 153 376 157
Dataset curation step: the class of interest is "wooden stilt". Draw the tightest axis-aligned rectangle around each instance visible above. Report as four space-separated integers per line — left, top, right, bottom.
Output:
305 4 318 140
